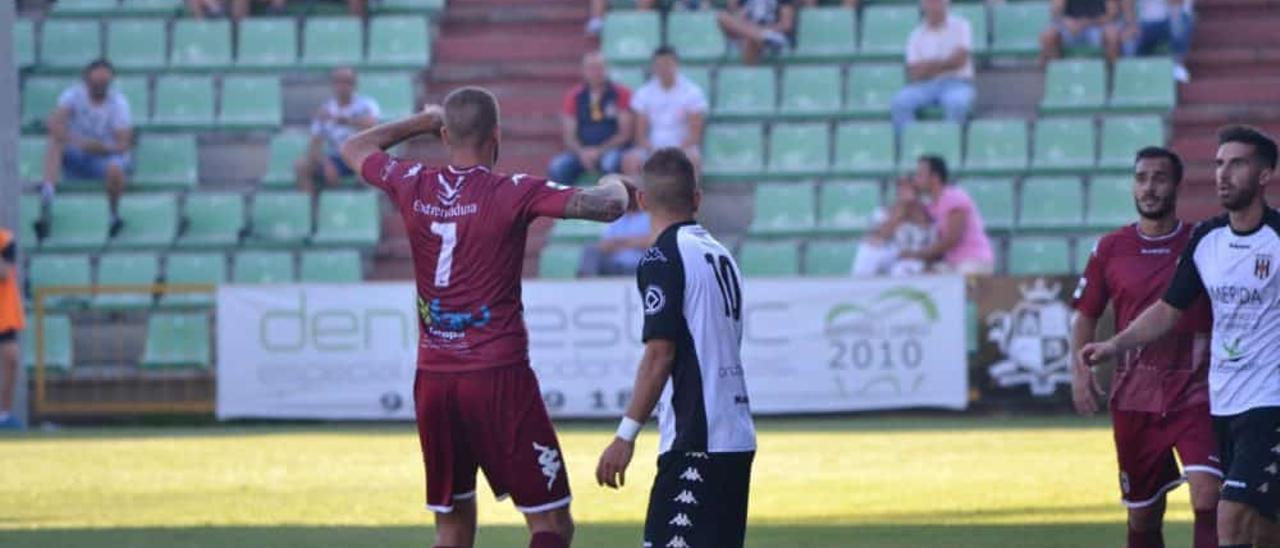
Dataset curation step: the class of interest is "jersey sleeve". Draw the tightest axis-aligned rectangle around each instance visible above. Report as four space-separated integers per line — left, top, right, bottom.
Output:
1072 235 1110 318
1163 226 1209 310
360 151 423 203
517 175 579 220
637 254 685 343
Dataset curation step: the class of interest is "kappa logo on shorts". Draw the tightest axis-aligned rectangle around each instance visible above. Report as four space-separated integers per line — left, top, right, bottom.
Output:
1119 471 1131 495
1267 463 1278 476
686 452 709 460
644 285 666 316
666 535 691 548
669 513 693 527
673 489 699 505
532 442 562 491
679 467 704 483
1261 482 1271 494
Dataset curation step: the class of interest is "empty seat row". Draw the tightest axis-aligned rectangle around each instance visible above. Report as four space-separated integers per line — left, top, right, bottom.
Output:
43 0 446 17
19 134 198 189
1041 58 1176 114
22 312 212 371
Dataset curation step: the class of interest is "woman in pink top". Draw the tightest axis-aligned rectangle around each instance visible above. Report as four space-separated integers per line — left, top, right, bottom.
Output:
899 155 995 274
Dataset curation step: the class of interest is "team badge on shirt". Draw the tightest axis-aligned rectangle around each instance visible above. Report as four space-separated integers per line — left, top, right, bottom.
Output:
1257 254 1272 280
643 285 666 315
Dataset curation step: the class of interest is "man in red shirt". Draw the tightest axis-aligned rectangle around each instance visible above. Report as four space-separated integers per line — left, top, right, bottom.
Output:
1072 146 1220 548
341 87 631 548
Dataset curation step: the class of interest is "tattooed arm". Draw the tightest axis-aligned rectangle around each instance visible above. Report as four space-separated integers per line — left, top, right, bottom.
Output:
562 174 632 222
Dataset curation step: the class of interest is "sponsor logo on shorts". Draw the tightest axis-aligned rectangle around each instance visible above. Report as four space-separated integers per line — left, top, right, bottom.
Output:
1266 463 1278 476
679 467 704 483
673 489 698 505
669 513 693 527
1119 471 1130 495
1260 482 1271 494
1225 479 1248 489
666 535 691 548
532 442 562 491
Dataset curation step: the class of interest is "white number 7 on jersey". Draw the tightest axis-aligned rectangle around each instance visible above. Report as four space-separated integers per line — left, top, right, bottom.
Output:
430 222 457 287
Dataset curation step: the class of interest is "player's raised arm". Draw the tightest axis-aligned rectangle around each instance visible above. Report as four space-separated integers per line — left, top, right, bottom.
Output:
561 174 632 222
596 339 676 489
339 106 445 184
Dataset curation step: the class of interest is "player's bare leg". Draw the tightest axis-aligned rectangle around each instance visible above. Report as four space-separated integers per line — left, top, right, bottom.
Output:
1218 500 1280 547
0 341 17 418
433 497 477 548
1186 472 1220 548
1127 495 1166 548
294 158 317 194
320 156 343 189
524 506 574 548
1037 28 1060 67
105 162 127 218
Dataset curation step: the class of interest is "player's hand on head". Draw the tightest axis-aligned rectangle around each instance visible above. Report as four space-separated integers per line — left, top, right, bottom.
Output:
420 104 445 136
595 437 635 490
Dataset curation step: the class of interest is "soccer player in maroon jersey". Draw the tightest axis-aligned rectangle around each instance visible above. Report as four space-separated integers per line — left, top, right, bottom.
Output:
340 87 631 548
1071 147 1220 548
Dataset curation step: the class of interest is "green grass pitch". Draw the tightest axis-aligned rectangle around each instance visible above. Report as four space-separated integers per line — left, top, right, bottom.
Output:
0 416 1199 547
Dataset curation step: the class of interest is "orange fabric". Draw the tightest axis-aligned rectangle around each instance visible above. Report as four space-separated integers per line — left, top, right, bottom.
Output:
0 229 24 333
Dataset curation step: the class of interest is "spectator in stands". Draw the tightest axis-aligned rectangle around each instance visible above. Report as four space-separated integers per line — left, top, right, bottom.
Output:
1039 0 1124 65
716 0 796 64
900 155 995 275
889 0 975 133
1121 0 1194 82
851 176 936 277
548 51 635 186
0 227 22 429
622 47 709 177
296 67 381 194
40 59 134 237
578 201 652 276
586 0 711 35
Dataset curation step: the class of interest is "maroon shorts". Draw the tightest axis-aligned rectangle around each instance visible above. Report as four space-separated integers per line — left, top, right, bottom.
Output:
1112 403 1222 508
414 365 572 514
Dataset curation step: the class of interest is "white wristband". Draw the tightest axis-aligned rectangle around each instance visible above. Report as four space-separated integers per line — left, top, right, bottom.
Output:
616 417 643 442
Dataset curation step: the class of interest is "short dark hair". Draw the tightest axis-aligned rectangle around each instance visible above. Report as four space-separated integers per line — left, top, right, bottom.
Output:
83 58 114 75
918 155 949 183
642 148 698 214
1218 125 1278 170
442 86 499 147
1134 146 1184 183
652 45 679 60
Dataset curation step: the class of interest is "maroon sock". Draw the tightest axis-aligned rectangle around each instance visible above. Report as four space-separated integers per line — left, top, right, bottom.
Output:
1127 526 1164 548
529 532 566 548
1192 510 1217 548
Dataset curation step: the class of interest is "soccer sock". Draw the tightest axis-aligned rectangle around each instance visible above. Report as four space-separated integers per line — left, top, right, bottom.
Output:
528 532 566 548
1127 526 1164 548
1193 510 1216 548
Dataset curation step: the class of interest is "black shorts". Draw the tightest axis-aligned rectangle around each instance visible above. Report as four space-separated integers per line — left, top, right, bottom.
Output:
1214 406 1280 520
644 450 754 548
0 330 15 344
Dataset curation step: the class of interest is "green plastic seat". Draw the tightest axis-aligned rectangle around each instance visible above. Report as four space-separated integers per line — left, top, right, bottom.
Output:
361 73 414 119
19 136 46 182
262 131 311 188
161 252 223 308
113 76 149 125
1008 237 1071 275
141 313 211 369
44 195 110 252
20 195 41 251
15 19 34 68
549 219 606 243
247 192 312 247
301 250 363 283
40 20 101 70
960 178 1016 230
220 76 282 129
50 0 118 17
1086 176 1133 228
376 0 446 14
1040 59 1106 114
151 76 215 130
952 3 989 54
1099 116 1164 171
177 193 244 249
22 77 72 131
119 0 183 16
93 252 160 310
738 240 800 276
667 11 725 63
133 134 199 189
1032 117 1097 174
112 193 178 250
859 6 919 60
846 64 903 118
236 18 298 70
750 182 817 236
1110 57 1176 112
780 65 842 118
107 19 167 71
1019 176 1085 229
768 123 831 177
818 180 881 233
804 240 857 276
991 1 1050 57
312 191 380 247
610 67 646 90
833 122 896 176
368 15 431 69
170 20 232 70
703 123 765 180
793 7 857 61
29 254 93 309
964 118 1028 175
681 67 712 97
714 66 776 119
233 251 295 284
21 315 73 373
538 244 581 279
302 17 364 68
602 11 661 64
899 121 961 171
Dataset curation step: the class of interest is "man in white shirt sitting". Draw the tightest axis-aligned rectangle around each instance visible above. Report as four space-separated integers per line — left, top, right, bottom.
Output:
295 67 381 194
621 47 709 178
889 0 976 134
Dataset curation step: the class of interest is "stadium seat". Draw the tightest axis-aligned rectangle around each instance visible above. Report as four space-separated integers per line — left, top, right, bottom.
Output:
301 250 363 283
262 131 311 188
19 136 45 182
50 0 118 16
93 253 160 310
682 67 712 97
107 19 167 71
112 193 178 250
952 3 989 54
1098 116 1164 171
963 118 1029 176
667 11 725 63
361 72 415 119
161 252 223 308
20 195 41 251
792 7 858 62
1086 176 1132 229
29 254 92 309
1075 233 1105 273
703 123 765 180
176 193 244 249
804 240 857 276
220 76 283 130
15 19 34 68
150 76 216 130
1019 176 1085 229
367 16 431 69
114 76 150 124
780 65 842 119
141 313 211 369
301 17 363 68
549 219 606 243
738 240 800 276
750 182 817 236
40 19 101 71
846 64 904 119
21 315 73 373
818 180 881 233
119 0 182 16
1008 237 1071 275
1040 59 1107 114
22 77 71 132
538 244 581 279
991 1 1049 57
833 122 896 177
960 178 1015 230
1031 117 1096 174
1110 57 1176 112
233 251 296 284
170 20 233 70
43 195 110 252
769 123 831 177
859 6 919 60
247 192 312 248
714 66 776 119
899 121 961 172
132 134 199 190
236 18 298 70
376 0 446 14
610 67 646 90
601 11 661 64
312 192 380 247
